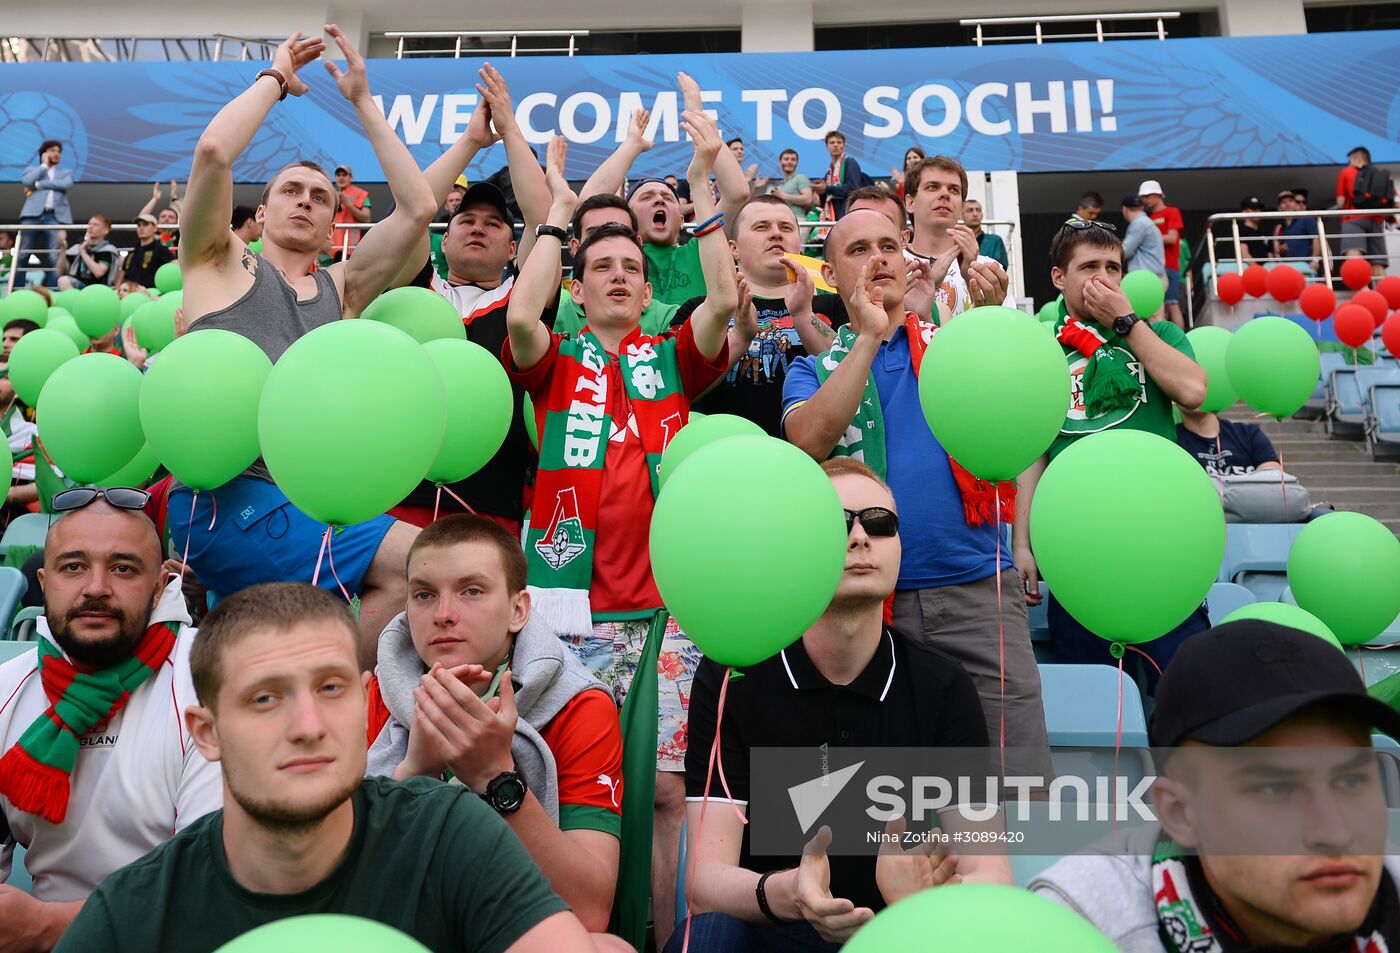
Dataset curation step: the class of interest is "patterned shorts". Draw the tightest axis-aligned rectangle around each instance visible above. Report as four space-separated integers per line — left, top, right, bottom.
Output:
563 615 700 772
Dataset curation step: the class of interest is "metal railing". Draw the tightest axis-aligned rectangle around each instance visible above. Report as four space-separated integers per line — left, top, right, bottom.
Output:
960 12 1179 45
0 35 279 63
383 31 589 59
1202 208 1400 295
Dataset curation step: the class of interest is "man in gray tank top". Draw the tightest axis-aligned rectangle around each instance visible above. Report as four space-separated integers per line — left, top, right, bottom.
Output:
167 26 439 668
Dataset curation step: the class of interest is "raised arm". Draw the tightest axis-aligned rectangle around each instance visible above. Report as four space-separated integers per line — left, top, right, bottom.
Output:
677 109 738 361
477 63 550 266
182 31 325 269
579 108 652 201
328 23 438 314
507 137 574 371
679 72 749 237
138 182 162 220
20 165 44 190
1083 277 1206 408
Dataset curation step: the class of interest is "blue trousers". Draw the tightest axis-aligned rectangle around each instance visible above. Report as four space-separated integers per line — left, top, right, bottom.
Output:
665 914 841 953
19 211 61 288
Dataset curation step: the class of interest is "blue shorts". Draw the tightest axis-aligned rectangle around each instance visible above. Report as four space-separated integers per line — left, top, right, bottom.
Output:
167 476 394 602
1165 269 1181 305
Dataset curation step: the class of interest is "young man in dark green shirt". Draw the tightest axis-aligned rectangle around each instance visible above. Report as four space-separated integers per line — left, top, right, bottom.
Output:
55 583 602 953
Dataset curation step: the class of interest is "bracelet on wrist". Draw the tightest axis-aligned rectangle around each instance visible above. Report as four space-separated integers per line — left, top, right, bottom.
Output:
691 211 724 234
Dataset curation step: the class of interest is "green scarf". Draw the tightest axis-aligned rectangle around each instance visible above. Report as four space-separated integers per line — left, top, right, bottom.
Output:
1052 301 1142 417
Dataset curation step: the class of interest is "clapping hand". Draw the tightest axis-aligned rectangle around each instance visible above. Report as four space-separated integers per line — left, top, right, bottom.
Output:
323 24 369 104
271 31 325 97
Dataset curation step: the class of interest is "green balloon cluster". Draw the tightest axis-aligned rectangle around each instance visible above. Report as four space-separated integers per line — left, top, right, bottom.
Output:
72 284 120 338
650 436 846 667
918 306 1070 481
95 442 161 488
361 287 467 344
1288 512 1400 645
1220 601 1342 650
132 291 182 353
0 289 49 326
213 915 430 953
1122 270 1166 318
258 321 446 525
1032 430 1225 643
37 353 145 484
1184 326 1237 414
46 311 91 352
658 413 765 487
422 339 512 484
51 288 81 311
1035 296 1062 330
1226 316 1319 419
8 329 80 406
140 330 272 490
120 291 153 321
154 262 183 295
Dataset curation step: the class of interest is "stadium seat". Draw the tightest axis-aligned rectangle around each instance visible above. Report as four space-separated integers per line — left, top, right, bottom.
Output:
10 843 32 894
1328 367 1400 438
1219 523 1303 584
0 567 27 633
0 640 33 664
0 513 47 563
1368 381 1400 459
1206 581 1255 625
1038 664 1148 748
1236 571 1291 603
1303 352 1349 418
9 606 41 641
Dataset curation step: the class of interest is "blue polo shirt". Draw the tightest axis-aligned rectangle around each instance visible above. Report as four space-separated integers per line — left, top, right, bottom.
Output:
782 325 1012 590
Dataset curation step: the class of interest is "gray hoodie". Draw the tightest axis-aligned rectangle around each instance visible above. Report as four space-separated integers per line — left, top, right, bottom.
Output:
365 610 607 823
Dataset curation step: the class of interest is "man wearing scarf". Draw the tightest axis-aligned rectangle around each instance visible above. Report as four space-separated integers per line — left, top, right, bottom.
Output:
505 123 734 949
1032 619 1400 953
0 491 220 951
782 208 1053 779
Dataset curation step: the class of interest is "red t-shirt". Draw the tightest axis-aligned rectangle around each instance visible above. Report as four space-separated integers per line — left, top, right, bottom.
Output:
1336 166 1386 225
1150 205 1185 270
504 320 728 614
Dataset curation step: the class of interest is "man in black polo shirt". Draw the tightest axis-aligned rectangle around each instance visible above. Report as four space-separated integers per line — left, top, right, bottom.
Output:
118 213 175 290
674 458 1005 953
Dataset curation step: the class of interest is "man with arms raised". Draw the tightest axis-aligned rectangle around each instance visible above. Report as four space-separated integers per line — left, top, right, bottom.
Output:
0 487 219 952
903 155 1013 318
506 120 735 949
168 28 438 655
55 583 601 953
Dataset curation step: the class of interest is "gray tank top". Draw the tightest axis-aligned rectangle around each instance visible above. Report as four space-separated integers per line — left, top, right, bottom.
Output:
190 256 342 362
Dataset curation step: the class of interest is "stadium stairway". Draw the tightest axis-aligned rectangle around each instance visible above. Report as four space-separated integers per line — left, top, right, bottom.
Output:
1221 408 1400 537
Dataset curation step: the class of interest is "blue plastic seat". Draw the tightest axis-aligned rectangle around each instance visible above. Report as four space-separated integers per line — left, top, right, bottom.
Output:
1368 382 1400 458
1331 367 1400 435
1038 664 1149 748
10 843 32 893
8 606 40 642
1304 352 1349 417
1219 523 1303 584
0 567 28 634
0 513 47 559
0 641 34 664
1207 582 1255 625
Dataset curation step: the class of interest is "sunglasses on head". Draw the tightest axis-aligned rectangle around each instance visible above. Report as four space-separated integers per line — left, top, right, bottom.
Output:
843 507 899 538
51 486 151 514
1059 218 1118 235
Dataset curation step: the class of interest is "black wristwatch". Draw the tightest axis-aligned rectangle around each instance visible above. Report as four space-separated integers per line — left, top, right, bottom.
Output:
535 224 568 242
480 770 528 814
756 868 790 924
1112 313 1141 336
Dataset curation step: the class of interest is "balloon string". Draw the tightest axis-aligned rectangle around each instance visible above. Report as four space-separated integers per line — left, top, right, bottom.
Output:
1113 652 1125 834
433 484 442 524
682 666 744 953
1125 643 1164 677
439 483 477 515
1278 444 1287 517
995 485 1006 780
325 527 353 603
1358 646 1367 686
180 489 197 569
207 494 218 532
312 526 330 588
1362 641 1400 651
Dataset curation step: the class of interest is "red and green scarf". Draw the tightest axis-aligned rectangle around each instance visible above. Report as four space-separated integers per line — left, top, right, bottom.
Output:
815 313 1015 526
1053 304 1142 417
525 327 686 633
0 621 178 823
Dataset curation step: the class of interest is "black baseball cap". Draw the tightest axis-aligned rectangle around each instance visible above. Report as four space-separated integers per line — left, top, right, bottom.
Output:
625 177 678 204
1240 195 1265 211
1150 620 1400 747
1121 194 1144 209
452 182 514 225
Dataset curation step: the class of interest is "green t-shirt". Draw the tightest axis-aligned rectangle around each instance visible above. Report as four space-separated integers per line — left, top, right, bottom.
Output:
777 173 812 197
644 239 706 307
553 288 681 339
1048 321 1197 460
54 777 568 953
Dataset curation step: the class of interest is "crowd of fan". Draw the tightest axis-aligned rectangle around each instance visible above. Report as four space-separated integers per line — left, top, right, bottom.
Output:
0 27 1393 953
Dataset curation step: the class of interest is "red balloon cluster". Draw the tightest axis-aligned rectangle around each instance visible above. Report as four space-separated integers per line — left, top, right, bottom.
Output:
1217 272 1245 305
1241 264 1270 298
1378 276 1400 309
1385 312 1400 358
1334 304 1375 348
1351 289 1390 329
1266 266 1306 303
1340 257 1374 291
1298 284 1337 321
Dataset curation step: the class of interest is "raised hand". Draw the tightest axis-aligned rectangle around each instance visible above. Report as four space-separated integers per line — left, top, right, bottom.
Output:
1081 275 1134 329
169 179 180 202
322 23 369 104
624 108 654 153
875 817 961 906
966 259 1009 309
121 322 149 368
545 136 579 218
796 826 875 943
848 256 891 341
271 31 325 97
678 71 704 114
151 182 162 201
782 254 815 318
733 275 758 343
948 223 980 270
681 109 722 185
475 63 517 138
905 255 936 323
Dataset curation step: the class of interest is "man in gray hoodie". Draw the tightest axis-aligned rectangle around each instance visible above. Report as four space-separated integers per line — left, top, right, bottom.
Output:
365 515 623 934
1031 619 1400 952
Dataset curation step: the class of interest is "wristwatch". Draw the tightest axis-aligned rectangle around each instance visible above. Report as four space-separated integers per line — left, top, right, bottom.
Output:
535 224 569 243
480 770 528 814
254 68 289 101
1112 313 1140 336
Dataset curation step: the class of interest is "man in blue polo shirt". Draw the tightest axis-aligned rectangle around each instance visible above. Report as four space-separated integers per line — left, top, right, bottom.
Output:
781 208 1051 777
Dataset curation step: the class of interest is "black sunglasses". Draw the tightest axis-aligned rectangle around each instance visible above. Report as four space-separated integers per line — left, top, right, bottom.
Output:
843 507 899 538
1058 218 1118 235
51 486 151 514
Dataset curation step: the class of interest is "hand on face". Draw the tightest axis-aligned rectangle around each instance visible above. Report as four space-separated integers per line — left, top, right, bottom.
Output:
1081 275 1134 328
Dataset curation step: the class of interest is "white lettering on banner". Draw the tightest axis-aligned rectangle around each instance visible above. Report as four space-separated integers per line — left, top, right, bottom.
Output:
789 87 841 139
742 89 788 140
440 93 478 144
966 83 1011 136
1097 80 1117 131
1071 80 1094 134
862 86 902 138
616 91 678 143
372 94 438 145
908 85 960 138
518 91 559 144
560 91 611 144
1015 81 1068 134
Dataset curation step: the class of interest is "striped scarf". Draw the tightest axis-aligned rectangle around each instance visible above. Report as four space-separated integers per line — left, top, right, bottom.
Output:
525 327 686 634
1053 305 1142 417
0 620 178 823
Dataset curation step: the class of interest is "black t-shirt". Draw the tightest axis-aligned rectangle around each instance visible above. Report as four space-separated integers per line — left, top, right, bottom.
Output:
671 292 847 437
122 240 174 288
1237 223 1271 261
684 629 988 913
1175 418 1278 476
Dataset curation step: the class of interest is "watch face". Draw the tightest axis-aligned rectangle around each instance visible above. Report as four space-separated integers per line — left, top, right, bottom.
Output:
490 775 527 813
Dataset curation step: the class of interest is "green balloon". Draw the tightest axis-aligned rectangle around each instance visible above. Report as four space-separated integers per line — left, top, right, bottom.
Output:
0 289 49 326
46 312 91 352
51 288 81 311
1226 316 1320 419
0 439 12 503
140 330 272 490
120 291 153 321
1185 326 1237 414
361 286 467 344
1221 601 1342 650
95 442 161 488
258 321 446 526
1032 430 1225 643
421 338 512 484
523 392 538 450
918 306 1070 481
1122 270 1166 318
1288 512 1400 645
658 413 765 488
845 884 1118 953
133 291 182 353
154 261 183 295
72 283 121 338
36 353 145 484
8 329 80 406
650 436 846 666
212 915 430 953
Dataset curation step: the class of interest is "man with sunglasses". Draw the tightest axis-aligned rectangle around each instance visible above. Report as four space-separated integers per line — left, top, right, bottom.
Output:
677 458 1003 953
0 488 220 952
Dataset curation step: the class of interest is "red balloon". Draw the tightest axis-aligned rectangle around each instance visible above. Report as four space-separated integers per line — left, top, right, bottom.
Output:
1216 272 1246 305
1242 264 1270 298
1265 265 1306 302
1298 284 1337 321
1341 257 1373 291
1384 312 1400 358
1377 276 1400 309
1352 289 1390 329
1334 304 1375 348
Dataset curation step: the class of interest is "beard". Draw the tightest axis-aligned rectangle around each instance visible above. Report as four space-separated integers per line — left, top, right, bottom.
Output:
48 597 151 669
226 764 361 838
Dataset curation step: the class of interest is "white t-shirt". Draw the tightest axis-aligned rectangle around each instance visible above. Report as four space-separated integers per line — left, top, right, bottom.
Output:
905 249 1017 318
429 271 514 324
0 578 221 901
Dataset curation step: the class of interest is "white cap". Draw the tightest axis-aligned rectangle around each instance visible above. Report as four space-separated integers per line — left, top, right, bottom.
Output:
1138 179 1164 198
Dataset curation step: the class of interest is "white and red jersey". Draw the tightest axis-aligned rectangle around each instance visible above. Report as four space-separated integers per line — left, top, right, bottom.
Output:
429 272 515 327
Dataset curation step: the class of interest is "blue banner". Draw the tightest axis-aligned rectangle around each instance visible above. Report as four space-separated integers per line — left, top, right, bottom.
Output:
1 31 1398 185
